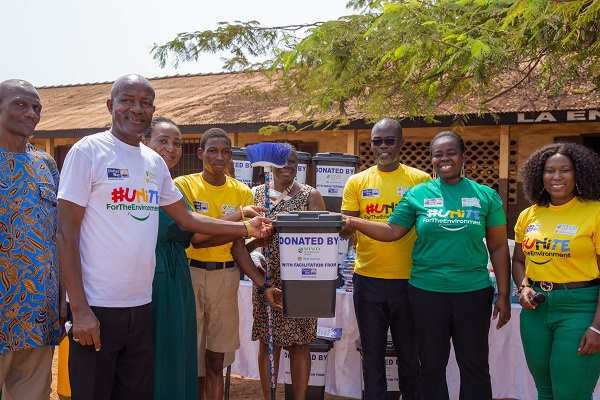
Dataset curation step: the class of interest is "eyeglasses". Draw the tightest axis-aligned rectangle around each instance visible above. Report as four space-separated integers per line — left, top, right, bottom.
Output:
370 138 397 146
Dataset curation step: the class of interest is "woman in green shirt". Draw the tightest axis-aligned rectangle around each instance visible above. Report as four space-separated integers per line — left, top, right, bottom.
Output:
345 131 511 399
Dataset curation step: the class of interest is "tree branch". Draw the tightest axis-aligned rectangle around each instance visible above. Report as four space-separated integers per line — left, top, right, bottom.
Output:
482 58 542 105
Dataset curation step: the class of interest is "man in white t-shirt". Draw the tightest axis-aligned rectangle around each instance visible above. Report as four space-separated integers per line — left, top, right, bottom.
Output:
57 74 272 400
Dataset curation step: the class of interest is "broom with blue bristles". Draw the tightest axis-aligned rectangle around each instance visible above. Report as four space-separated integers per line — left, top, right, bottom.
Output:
246 142 292 400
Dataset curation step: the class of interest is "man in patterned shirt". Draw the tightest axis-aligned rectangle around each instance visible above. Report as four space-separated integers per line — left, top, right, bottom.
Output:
0 79 61 399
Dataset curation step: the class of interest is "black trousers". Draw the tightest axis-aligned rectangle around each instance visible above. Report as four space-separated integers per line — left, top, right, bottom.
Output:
68 303 154 400
353 274 420 400
408 285 494 400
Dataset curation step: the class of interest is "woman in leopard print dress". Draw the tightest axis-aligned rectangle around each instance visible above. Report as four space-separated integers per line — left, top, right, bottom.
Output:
251 146 326 400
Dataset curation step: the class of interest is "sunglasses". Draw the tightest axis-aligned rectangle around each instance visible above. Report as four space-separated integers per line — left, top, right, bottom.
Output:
370 138 397 146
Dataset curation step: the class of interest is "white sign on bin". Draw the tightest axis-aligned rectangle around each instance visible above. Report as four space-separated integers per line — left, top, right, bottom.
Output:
295 163 308 184
279 233 339 281
385 356 400 391
315 166 355 198
283 349 328 386
360 356 400 392
233 160 253 187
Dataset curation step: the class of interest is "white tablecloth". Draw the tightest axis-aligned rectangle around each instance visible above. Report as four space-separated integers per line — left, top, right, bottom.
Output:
231 280 600 399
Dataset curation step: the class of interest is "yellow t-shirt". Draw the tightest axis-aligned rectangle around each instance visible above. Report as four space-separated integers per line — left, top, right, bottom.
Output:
341 164 430 279
514 197 600 283
174 173 253 262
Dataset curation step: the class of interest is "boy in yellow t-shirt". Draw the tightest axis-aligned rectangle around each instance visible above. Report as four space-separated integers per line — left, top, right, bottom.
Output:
174 128 275 400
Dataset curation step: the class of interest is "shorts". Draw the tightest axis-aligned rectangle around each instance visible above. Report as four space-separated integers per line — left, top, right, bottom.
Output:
189 264 240 375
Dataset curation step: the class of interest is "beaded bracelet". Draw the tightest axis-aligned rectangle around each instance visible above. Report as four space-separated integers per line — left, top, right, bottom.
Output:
239 205 250 239
243 220 252 239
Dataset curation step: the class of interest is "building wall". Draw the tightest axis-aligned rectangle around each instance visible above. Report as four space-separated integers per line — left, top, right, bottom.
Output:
508 122 600 167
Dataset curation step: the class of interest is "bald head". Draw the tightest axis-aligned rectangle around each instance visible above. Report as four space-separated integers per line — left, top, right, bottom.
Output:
372 118 402 137
0 79 37 104
110 74 154 100
0 79 42 150
107 74 156 146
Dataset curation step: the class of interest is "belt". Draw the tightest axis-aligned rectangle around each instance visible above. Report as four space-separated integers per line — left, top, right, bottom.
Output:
529 278 600 292
189 259 235 270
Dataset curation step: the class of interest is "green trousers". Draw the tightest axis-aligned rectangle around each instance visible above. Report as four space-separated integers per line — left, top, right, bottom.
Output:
520 285 600 400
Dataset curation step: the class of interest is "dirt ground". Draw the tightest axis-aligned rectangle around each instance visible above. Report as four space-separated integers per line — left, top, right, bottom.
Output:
50 347 355 400
50 349 517 400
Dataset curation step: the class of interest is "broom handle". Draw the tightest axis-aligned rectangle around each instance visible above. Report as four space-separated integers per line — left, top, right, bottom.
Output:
264 167 276 399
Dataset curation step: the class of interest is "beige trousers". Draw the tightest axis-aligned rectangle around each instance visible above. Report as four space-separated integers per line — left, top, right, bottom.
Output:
0 346 54 400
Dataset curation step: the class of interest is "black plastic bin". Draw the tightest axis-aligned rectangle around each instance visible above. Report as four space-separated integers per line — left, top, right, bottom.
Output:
284 339 335 400
355 338 401 400
312 152 360 212
272 211 345 317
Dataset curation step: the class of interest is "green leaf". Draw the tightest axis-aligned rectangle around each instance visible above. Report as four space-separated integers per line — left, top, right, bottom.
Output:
470 39 491 58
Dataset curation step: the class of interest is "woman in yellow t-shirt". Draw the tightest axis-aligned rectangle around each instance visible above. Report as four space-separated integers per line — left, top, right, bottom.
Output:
513 142 600 400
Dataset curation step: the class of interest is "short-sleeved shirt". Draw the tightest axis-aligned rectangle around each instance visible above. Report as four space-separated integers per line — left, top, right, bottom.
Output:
389 178 506 292
174 173 254 262
341 164 430 279
514 197 600 283
0 143 60 354
58 131 182 307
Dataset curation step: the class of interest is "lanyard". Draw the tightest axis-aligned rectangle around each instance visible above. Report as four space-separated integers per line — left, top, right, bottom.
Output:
269 183 294 208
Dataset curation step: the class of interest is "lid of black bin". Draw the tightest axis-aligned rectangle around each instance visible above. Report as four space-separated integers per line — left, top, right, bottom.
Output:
296 151 312 164
310 338 335 352
272 211 345 228
231 146 248 159
312 152 360 165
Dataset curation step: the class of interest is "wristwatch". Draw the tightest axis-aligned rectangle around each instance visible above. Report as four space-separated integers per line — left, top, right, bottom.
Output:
257 282 272 295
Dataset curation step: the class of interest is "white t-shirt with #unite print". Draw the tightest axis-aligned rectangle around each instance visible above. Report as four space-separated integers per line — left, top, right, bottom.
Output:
58 131 182 307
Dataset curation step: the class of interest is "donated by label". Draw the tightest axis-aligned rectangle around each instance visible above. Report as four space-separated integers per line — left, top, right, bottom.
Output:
233 161 251 169
284 349 328 386
233 162 253 185
280 236 339 245
316 165 355 198
279 233 340 281
316 166 354 174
